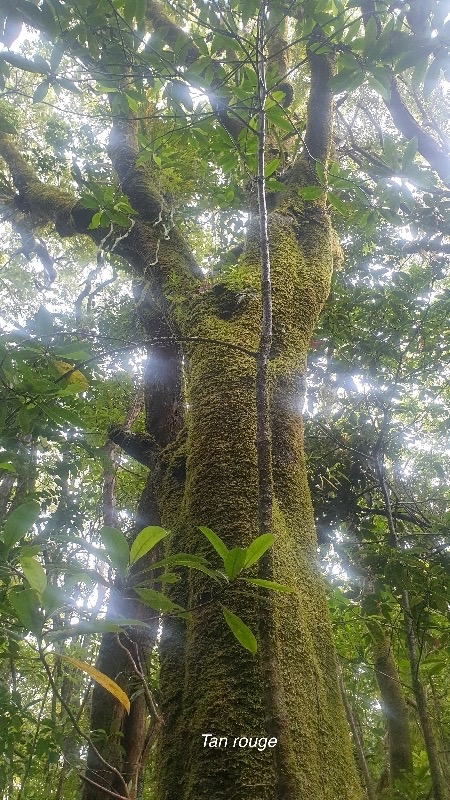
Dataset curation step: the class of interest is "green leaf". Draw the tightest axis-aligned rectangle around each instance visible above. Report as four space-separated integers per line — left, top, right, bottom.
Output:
129 526 168 565
57 77 82 95
198 526 229 562
151 553 221 581
367 75 391 100
167 80 193 112
3 501 40 550
264 157 280 177
135 0 147 24
328 193 348 215
42 584 66 617
135 587 184 613
265 105 294 132
20 557 47 596
362 16 378 56
46 614 167 642
33 80 49 103
0 116 18 135
88 211 102 230
423 56 441 97
382 134 399 168
221 606 257 654
241 578 294 592
243 534 274 568
41 403 85 429
99 526 130 575
156 572 179 584
299 186 325 201
223 547 247 580
433 462 446 481
265 178 285 192
402 136 418 170
330 69 364 93
0 462 16 473
9 588 43 634
50 42 64 72
210 32 232 54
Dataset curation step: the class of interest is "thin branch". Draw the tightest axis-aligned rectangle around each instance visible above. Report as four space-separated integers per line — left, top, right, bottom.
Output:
80 774 129 800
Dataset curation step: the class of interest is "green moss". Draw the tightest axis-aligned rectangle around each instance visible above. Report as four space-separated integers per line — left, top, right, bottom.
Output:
155 204 363 800
368 622 413 779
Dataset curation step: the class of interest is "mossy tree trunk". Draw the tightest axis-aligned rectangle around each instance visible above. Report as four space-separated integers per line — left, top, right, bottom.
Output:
146 32 362 798
368 623 413 782
153 204 363 800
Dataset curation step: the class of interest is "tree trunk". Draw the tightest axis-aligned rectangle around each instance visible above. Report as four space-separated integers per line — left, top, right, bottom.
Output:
155 210 364 799
402 590 449 800
338 669 377 800
83 341 183 800
0 28 365 800
369 623 413 781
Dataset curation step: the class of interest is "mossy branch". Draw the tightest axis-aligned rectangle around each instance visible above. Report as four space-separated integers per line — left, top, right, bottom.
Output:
144 0 244 140
0 131 76 233
303 31 336 175
108 427 157 468
145 0 199 65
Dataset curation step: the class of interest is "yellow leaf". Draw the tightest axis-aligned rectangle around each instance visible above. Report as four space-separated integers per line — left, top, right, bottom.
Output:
54 360 89 391
59 654 130 713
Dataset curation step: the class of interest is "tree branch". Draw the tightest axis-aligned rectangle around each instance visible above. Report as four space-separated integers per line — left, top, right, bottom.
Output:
107 428 156 468
144 0 244 140
386 78 450 188
303 31 336 171
0 131 76 233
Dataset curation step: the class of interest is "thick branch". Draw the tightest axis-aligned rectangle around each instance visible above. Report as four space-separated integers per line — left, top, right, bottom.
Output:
107 113 203 281
304 32 336 170
107 116 165 223
145 0 199 65
386 79 450 188
402 240 450 254
0 132 76 233
144 0 244 140
108 428 156 468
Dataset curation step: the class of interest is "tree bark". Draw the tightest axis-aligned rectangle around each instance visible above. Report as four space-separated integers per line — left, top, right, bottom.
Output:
154 201 362 800
402 591 449 800
369 623 413 781
338 670 377 800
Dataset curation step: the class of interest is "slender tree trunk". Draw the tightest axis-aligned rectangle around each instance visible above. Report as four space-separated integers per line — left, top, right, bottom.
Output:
375 455 448 800
368 623 413 781
338 670 377 800
83 344 181 800
402 590 449 800
429 678 450 785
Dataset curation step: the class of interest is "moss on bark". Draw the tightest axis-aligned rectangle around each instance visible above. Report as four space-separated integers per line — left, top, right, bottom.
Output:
155 205 364 800
369 623 413 780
